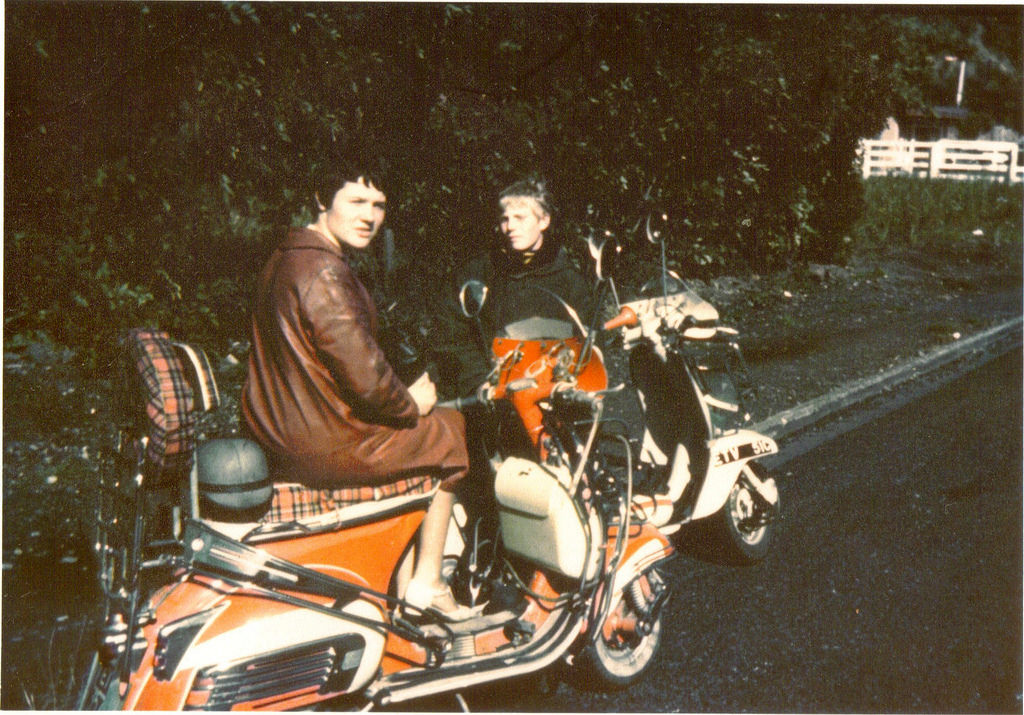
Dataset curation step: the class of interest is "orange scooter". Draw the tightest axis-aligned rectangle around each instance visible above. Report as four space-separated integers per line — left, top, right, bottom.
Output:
77 243 674 711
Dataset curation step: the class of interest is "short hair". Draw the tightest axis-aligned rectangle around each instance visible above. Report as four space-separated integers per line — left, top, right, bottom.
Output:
311 158 389 211
499 177 554 218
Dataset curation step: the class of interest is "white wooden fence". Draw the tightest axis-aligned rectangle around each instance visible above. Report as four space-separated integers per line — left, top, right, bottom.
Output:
859 139 1023 183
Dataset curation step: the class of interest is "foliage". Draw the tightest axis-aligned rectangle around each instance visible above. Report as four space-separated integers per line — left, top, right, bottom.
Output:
4 4 1021 363
885 10 1022 135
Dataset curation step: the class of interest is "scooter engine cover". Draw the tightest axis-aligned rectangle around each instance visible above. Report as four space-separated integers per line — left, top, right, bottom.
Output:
196 438 272 521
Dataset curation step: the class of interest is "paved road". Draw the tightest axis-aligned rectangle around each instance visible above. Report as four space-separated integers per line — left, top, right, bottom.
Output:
461 349 1022 712
6 349 1018 711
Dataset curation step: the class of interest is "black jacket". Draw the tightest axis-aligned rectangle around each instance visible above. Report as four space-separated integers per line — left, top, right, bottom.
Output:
446 237 593 395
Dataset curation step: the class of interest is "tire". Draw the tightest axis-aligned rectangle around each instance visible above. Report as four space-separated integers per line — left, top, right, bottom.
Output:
577 570 665 690
712 464 777 564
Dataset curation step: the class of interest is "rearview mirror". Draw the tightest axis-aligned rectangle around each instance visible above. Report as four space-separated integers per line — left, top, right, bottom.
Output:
645 211 669 245
585 229 620 281
458 280 489 319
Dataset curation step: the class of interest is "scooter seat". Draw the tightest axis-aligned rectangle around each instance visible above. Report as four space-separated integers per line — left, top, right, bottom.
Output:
202 481 439 542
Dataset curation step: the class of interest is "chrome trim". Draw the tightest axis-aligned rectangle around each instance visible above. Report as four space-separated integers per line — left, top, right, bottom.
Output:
365 606 584 706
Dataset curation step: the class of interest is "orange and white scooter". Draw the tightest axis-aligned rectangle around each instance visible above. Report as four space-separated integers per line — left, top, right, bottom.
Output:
76 241 674 711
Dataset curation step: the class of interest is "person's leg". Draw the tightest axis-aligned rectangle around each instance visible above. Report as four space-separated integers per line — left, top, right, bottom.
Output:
411 486 456 591
306 409 474 616
404 485 481 618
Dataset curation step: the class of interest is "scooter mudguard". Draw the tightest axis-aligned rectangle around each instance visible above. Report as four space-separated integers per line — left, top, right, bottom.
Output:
608 522 674 598
692 429 777 521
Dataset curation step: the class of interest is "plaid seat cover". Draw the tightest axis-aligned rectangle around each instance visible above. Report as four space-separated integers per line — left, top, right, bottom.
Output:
121 329 436 522
266 474 439 523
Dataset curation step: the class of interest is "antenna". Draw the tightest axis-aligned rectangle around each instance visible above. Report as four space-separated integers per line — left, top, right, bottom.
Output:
645 211 670 312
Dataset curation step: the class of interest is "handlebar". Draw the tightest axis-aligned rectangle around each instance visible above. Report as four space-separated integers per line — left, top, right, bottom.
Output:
436 395 482 411
552 386 601 410
439 379 604 413
436 376 538 411
603 306 638 331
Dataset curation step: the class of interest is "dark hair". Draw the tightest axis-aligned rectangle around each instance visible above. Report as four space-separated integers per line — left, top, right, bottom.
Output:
499 177 555 217
311 156 389 211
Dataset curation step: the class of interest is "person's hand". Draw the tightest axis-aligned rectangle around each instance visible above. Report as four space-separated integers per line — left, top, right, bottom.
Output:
475 382 494 405
407 372 437 416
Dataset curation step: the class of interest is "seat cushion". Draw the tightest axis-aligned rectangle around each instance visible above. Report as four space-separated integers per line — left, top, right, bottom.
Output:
265 475 440 523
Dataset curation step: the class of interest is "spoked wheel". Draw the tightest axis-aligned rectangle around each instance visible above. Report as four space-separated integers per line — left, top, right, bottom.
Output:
577 569 666 690
713 464 778 564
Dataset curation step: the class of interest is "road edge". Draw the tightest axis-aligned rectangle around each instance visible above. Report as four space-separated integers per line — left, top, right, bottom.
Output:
753 317 1023 441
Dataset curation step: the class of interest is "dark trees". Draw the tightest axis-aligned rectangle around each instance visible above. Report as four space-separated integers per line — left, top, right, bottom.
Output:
5 3 1020 357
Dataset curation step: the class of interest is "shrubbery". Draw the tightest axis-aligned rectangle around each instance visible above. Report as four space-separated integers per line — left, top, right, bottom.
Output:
4 4 1020 366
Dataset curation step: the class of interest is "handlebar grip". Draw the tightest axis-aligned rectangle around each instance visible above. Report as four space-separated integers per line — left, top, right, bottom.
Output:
603 306 638 331
436 395 481 411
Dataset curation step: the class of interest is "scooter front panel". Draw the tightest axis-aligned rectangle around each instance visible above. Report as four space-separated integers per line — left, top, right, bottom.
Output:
491 336 608 448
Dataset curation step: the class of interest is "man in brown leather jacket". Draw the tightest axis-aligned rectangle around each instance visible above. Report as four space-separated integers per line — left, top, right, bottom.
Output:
242 167 471 617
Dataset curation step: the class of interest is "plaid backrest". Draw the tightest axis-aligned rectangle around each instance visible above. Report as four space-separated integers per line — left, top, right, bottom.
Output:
119 329 219 484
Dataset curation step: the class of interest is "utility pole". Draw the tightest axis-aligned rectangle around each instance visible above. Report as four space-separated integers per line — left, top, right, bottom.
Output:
945 55 967 107
955 59 966 107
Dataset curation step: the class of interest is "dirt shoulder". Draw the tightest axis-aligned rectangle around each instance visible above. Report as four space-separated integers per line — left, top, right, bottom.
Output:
704 247 1022 423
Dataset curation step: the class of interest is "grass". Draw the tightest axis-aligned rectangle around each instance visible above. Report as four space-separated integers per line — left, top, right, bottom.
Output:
851 178 1023 262
3 615 95 710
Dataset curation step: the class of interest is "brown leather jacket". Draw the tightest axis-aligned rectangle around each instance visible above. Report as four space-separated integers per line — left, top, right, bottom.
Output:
242 228 466 488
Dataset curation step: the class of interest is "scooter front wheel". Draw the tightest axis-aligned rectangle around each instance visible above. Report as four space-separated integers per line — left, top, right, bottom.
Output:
576 570 665 690
713 464 777 564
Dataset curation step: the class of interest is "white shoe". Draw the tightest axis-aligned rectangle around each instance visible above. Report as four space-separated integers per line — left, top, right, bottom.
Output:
404 580 482 622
